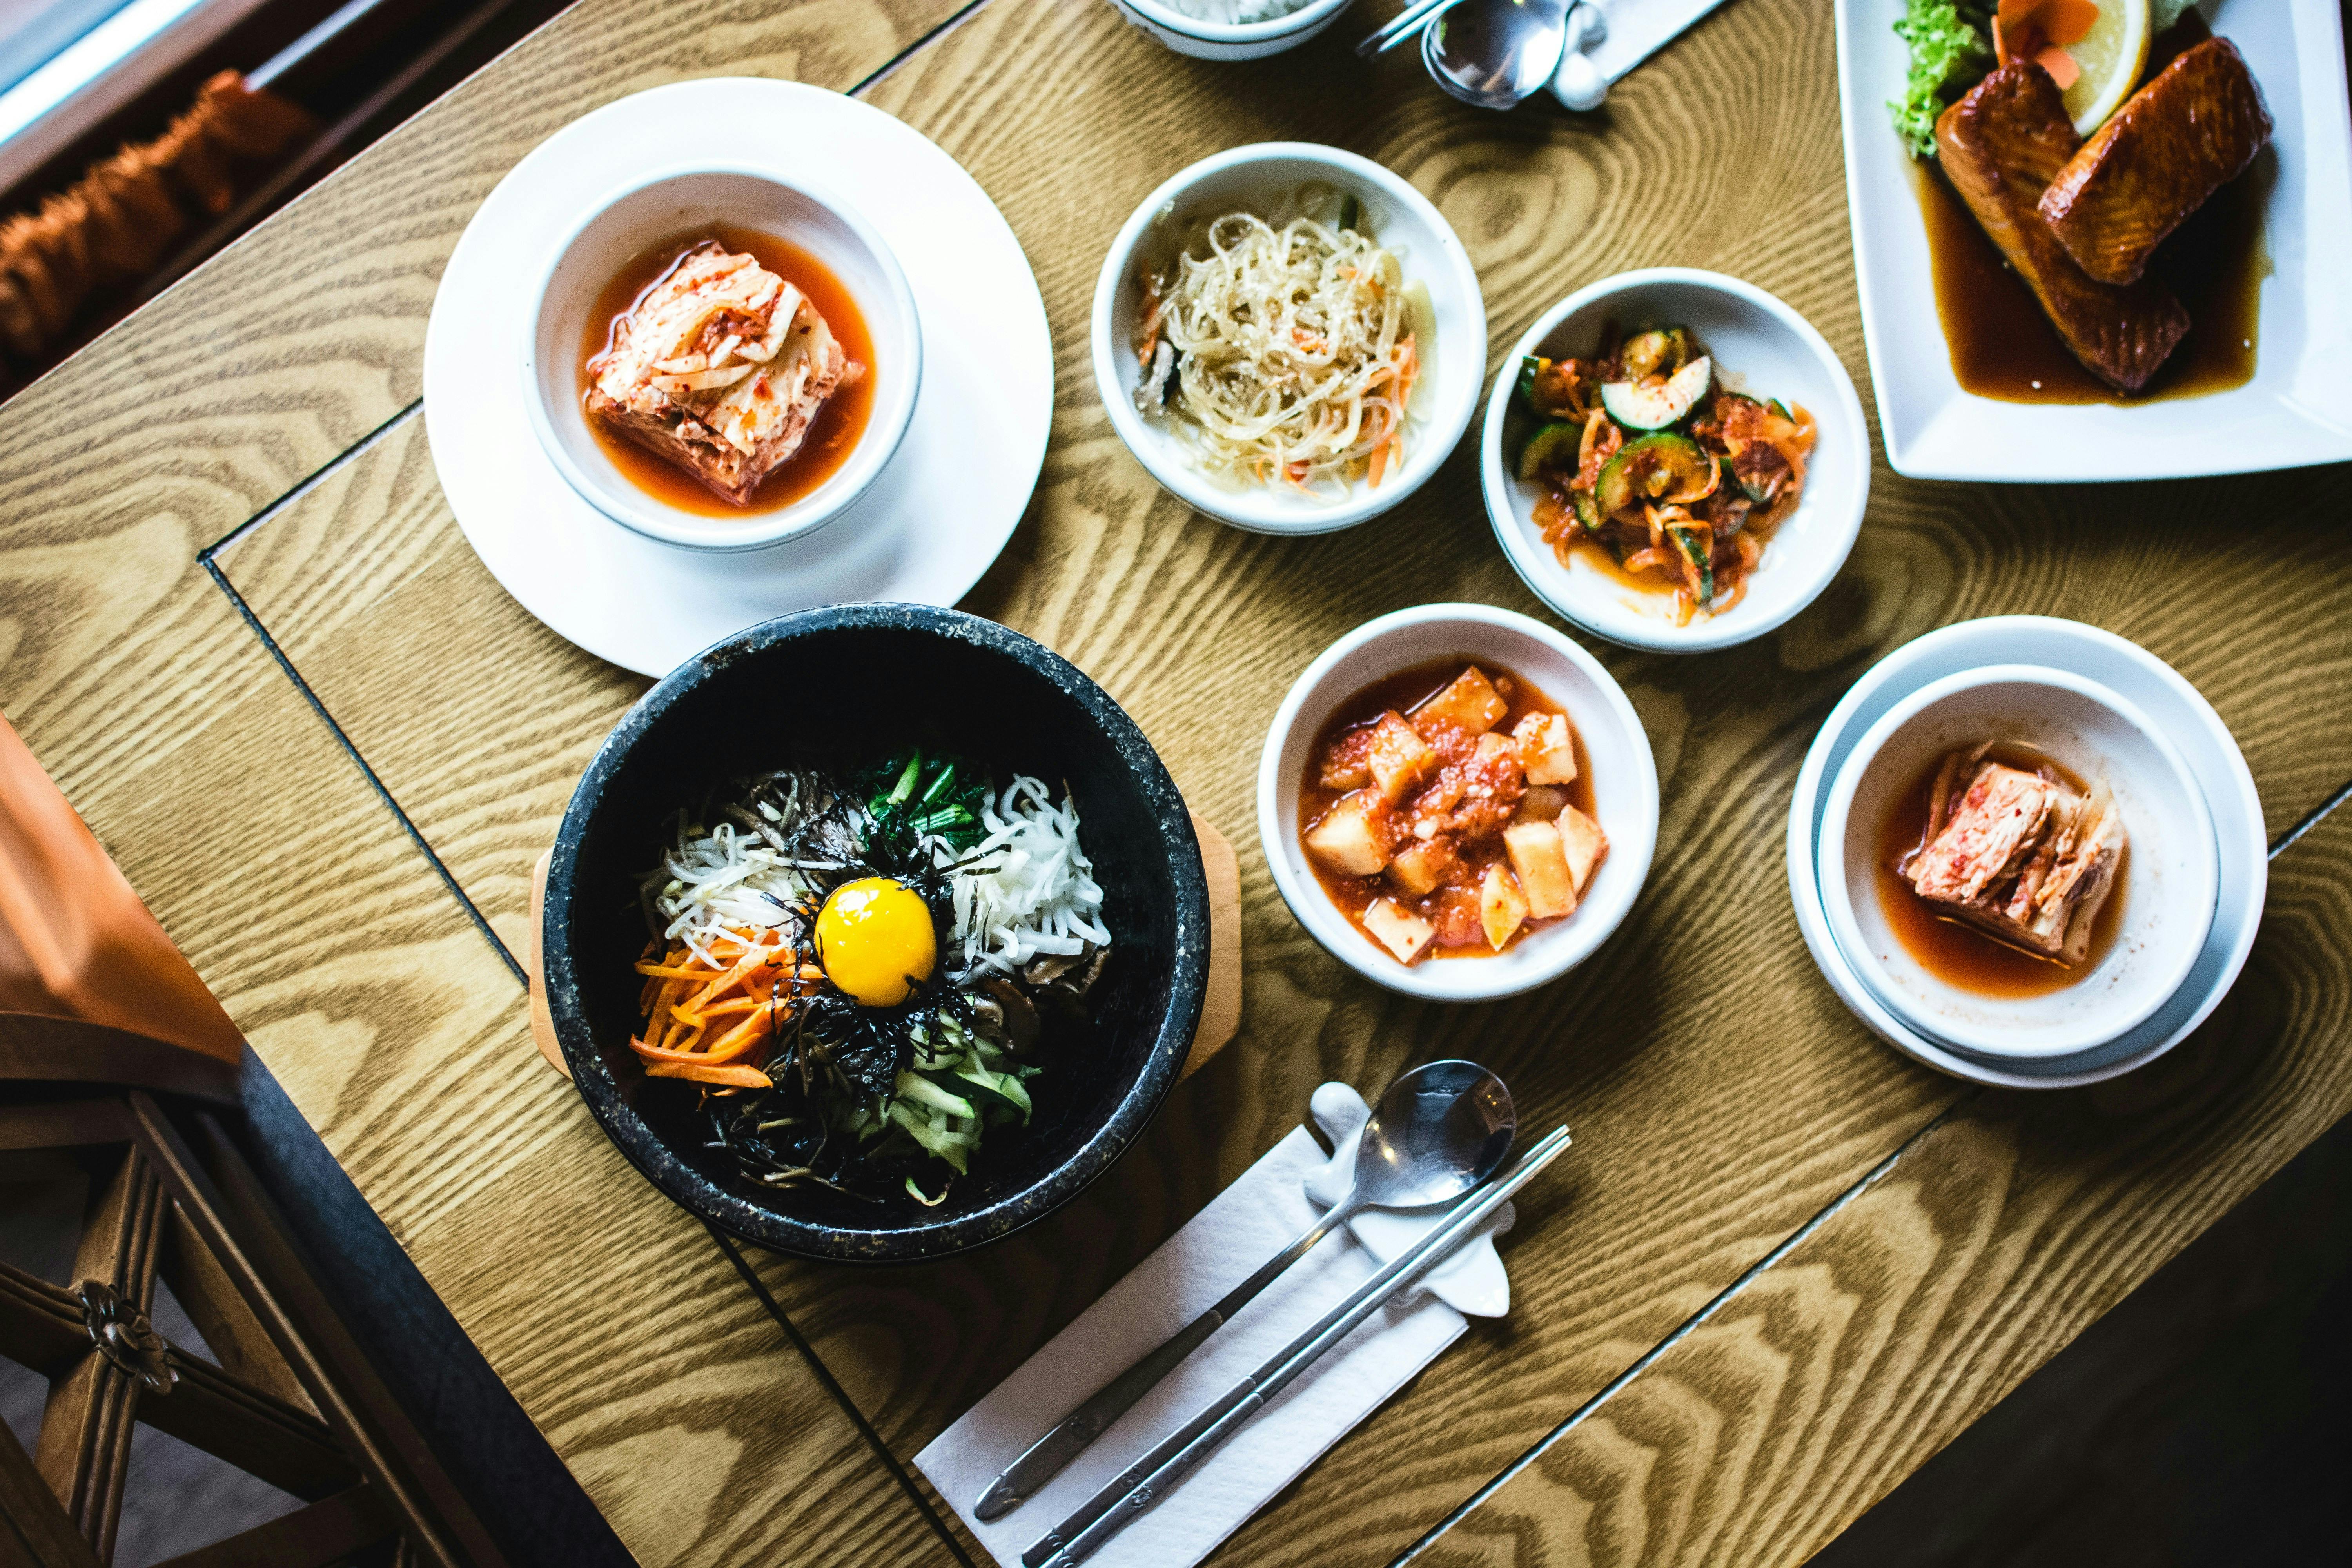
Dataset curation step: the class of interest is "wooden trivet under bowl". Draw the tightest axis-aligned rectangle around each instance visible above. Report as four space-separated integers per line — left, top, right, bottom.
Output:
524 812 1243 1083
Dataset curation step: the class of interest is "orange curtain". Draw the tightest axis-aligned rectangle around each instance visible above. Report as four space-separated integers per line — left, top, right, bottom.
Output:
0 712 243 1065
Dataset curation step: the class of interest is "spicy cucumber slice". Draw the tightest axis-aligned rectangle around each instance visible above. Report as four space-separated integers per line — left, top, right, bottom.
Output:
1593 432 1720 515
1516 420 1583 481
1619 327 1696 381
1667 524 1714 606
1599 356 1713 432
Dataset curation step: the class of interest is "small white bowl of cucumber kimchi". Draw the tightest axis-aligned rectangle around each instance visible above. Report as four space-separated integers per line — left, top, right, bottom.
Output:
1482 269 1870 655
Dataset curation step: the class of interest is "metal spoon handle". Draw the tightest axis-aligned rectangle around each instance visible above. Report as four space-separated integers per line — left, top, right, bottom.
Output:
1025 1128 1572 1568
973 1185 1364 1521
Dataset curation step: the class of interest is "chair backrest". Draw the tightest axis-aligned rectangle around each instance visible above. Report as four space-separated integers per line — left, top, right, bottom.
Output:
2 1034 508 1567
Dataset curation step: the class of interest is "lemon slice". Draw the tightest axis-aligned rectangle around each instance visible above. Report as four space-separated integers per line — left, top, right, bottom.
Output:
2062 0 2152 135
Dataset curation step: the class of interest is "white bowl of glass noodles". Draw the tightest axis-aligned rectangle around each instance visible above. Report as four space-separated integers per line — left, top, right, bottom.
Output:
1092 143 1488 534
1103 0 1357 59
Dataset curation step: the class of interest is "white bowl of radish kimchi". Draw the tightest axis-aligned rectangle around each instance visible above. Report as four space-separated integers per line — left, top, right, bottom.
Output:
1258 603 1659 1000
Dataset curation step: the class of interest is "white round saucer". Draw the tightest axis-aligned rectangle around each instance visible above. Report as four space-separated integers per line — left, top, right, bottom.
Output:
423 80 1053 677
1785 616 2267 1089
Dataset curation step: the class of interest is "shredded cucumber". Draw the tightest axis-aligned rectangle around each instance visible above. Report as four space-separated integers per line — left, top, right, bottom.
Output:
886 1100 977 1173
953 1063 1032 1118
894 1070 977 1120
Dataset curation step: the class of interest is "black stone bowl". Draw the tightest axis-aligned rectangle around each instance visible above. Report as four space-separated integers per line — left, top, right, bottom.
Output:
542 605 1210 1263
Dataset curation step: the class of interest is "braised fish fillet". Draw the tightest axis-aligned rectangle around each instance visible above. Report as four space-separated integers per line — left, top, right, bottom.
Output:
1936 64 2190 394
2038 38 2272 286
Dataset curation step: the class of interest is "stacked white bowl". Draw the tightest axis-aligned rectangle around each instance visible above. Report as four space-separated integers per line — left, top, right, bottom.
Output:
1787 617 2267 1089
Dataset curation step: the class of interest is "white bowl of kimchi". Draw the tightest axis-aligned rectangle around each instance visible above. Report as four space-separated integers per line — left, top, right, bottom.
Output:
1092 143 1487 535
1257 603 1658 1002
523 163 921 554
1104 0 1356 59
1817 664 2219 1062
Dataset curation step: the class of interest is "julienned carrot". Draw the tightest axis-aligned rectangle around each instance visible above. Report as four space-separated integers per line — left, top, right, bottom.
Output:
1771 404 1815 488
697 955 821 1016
1369 336 1416 488
629 1031 762 1065
672 996 764 1025
682 945 777 1011
645 998 765 1060
635 933 771 978
645 980 678 1044
630 938 821 1082
704 1005 784 1062
644 1061 773 1088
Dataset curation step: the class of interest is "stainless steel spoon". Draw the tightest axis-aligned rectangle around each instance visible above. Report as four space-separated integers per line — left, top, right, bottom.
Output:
971 1059 1516 1521
1422 0 1570 111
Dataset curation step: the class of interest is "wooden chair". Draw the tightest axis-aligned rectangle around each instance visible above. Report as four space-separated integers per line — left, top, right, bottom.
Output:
2 1013 509 1568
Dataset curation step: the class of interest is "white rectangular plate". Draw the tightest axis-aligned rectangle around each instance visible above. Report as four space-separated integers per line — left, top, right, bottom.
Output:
1833 0 2352 481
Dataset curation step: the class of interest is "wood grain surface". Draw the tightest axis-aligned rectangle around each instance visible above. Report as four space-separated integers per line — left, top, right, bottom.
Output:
1410 807 2352 1568
12 0 2352 1561
0 572 958 1566
209 411 637 964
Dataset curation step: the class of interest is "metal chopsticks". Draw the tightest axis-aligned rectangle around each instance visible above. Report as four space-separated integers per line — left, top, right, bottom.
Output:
1020 1125 1573 1568
1356 0 1470 54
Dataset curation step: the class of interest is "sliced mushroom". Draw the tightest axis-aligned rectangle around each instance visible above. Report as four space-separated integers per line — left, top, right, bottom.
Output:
980 976 1041 1054
1023 949 1085 988
1029 944 1107 1004
965 991 1007 1039
723 803 793 855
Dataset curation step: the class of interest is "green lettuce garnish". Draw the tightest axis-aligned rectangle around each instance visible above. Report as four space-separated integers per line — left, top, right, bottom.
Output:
1889 0 1996 160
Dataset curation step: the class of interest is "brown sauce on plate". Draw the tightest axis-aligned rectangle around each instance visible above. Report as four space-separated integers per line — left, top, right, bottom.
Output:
579 225 875 515
1913 17 2269 406
1299 659 1597 961
1873 743 2128 998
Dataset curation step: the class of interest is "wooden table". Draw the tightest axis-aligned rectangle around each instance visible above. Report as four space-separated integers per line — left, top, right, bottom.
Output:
4 0 2349 1563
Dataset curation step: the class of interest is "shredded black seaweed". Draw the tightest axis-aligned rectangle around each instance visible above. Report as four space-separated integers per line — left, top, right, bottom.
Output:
650 755 1105 1208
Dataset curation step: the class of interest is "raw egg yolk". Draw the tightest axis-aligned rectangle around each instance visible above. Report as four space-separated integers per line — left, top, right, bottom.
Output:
815 878 936 1008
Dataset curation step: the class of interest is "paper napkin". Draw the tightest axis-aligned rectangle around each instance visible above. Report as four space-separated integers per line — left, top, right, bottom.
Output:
1582 0 1735 85
915 1083 1516 1568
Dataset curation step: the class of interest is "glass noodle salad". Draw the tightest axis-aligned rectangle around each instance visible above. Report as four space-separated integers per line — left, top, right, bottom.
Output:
1132 189 1432 495
632 753 1110 1206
